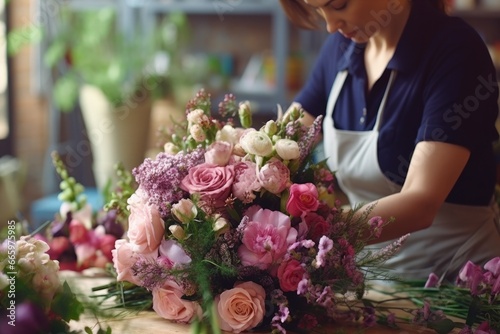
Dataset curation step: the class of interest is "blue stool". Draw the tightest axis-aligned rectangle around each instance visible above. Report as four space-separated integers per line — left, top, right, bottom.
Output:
30 188 103 231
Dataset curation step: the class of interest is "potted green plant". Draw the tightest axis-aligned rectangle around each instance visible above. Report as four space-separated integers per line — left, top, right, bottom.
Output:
40 7 190 189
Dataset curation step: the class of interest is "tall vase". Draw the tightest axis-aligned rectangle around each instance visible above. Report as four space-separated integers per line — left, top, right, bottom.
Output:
79 85 152 190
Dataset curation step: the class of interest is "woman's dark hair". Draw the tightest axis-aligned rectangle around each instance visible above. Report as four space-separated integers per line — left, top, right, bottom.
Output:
279 0 447 30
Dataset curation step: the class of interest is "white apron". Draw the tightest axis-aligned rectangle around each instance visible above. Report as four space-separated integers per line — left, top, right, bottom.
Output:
323 70 500 281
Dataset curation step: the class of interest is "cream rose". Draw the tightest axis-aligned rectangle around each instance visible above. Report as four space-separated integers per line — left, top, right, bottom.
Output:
216 281 266 333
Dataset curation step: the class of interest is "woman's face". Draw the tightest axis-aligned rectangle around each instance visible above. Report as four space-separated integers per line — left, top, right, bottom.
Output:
303 0 407 43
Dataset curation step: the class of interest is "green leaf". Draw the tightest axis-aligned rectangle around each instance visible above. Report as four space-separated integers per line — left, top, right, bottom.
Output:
53 74 80 112
426 318 457 334
7 26 43 55
51 281 85 322
44 39 67 67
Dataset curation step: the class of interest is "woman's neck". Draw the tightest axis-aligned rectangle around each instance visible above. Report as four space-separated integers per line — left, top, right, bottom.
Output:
367 0 412 54
364 0 412 90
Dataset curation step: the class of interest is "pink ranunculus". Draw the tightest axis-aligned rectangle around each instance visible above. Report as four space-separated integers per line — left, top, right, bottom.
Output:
216 281 266 333
277 259 306 292
257 158 290 195
180 162 235 207
152 280 202 324
303 212 330 243
205 141 233 166
238 206 297 270
112 239 141 284
68 219 90 244
127 187 165 254
286 183 320 218
232 161 261 203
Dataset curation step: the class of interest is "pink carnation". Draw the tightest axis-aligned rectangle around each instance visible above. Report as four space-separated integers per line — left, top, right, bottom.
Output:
232 161 261 203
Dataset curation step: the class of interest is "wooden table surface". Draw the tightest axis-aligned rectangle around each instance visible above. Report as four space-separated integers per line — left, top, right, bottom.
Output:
62 272 459 334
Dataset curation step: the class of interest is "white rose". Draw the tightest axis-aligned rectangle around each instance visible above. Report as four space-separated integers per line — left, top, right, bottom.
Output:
239 130 273 157
275 139 300 160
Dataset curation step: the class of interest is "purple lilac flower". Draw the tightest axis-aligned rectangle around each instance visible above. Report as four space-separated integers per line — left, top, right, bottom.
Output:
386 312 397 327
297 314 318 330
131 257 173 290
132 148 205 217
315 236 333 268
363 307 377 327
369 233 410 262
298 115 323 163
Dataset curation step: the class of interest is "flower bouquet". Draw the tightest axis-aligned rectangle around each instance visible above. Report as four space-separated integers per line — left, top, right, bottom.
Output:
0 235 84 333
106 89 405 333
33 152 126 272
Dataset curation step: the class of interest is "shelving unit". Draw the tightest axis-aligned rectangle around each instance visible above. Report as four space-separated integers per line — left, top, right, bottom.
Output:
451 6 500 73
121 0 291 114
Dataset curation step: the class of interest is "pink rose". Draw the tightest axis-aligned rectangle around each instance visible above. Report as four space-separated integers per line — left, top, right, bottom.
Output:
127 187 165 254
286 183 320 218
181 163 235 207
152 280 202 323
238 206 297 269
277 259 306 292
232 161 261 203
112 239 141 284
205 141 233 166
257 158 290 194
216 281 265 333
303 212 330 243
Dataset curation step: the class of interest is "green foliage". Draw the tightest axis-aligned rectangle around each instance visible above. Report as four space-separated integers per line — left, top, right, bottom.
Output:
51 282 86 322
103 163 137 223
52 151 87 210
9 5 191 112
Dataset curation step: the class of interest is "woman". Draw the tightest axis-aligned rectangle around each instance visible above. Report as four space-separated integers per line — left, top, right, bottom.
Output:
280 0 500 281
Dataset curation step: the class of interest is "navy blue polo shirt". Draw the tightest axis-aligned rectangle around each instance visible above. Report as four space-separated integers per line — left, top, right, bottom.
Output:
296 0 499 205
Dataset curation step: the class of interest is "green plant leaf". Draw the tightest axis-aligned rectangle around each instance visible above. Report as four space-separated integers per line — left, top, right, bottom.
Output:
51 281 85 322
53 74 79 112
44 39 67 68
